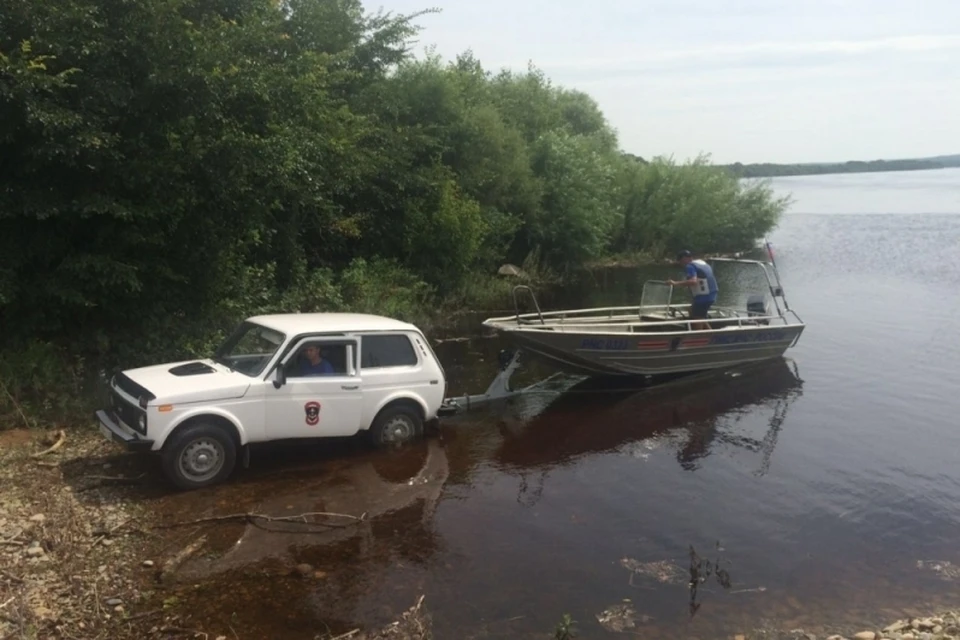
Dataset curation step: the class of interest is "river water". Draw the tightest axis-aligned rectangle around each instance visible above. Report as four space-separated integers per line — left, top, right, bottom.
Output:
145 168 960 639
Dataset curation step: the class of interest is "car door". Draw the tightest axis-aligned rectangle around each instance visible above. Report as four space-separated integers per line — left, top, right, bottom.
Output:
263 336 364 440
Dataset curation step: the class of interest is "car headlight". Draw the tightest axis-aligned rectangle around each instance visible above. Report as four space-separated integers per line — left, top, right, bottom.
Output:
138 415 147 431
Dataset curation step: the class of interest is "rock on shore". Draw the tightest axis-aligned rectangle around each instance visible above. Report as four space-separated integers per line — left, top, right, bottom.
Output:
754 611 960 640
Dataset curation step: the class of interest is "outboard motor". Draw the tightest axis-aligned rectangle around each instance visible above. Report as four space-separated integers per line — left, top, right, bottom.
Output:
746 294 770 324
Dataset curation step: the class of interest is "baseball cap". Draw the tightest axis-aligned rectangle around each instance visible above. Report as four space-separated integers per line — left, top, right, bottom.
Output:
676 250 692 260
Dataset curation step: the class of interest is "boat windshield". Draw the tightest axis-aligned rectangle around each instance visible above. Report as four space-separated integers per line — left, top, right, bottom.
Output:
212 321 286 377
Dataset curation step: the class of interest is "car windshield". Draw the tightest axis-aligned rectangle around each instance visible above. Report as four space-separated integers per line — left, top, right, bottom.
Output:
212 321 286 377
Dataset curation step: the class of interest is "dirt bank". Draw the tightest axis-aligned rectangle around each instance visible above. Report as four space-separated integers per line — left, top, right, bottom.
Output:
0 428 431 640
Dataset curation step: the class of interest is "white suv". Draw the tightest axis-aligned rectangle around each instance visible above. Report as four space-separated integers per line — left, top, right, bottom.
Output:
95 313 448 490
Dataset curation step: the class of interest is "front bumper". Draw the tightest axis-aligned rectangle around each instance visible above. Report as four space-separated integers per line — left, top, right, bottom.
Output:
95 409 155 452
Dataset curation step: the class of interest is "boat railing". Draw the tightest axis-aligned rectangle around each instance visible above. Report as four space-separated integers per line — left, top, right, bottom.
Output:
502 251 804 331
501 295 793 323
491 304 799 333
512 285 545 326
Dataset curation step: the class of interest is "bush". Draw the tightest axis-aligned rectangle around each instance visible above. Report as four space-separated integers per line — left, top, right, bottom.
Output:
616 154 790 257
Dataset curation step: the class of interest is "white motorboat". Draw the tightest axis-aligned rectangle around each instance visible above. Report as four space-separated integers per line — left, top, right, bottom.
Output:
480 252 805 377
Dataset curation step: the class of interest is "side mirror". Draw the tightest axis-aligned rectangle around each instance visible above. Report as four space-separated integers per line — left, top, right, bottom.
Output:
271 365 286 389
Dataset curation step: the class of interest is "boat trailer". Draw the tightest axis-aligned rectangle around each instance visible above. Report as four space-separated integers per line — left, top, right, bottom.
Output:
437 349 571 416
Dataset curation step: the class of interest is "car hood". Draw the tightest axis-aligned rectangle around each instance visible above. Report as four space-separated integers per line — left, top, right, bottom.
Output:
119 359 253 405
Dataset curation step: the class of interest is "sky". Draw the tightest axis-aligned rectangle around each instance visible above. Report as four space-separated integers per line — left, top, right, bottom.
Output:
363 0 960 164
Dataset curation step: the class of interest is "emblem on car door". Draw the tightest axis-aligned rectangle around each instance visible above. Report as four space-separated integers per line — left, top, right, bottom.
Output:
304 401 321 426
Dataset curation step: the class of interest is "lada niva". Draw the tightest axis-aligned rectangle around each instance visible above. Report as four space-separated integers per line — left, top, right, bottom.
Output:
95 313 448 490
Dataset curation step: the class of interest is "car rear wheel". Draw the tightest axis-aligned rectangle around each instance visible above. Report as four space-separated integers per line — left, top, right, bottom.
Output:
162 422 237 490
367 405 423 449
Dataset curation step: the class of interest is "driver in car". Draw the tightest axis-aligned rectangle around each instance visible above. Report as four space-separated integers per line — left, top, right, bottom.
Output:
300 345 336 376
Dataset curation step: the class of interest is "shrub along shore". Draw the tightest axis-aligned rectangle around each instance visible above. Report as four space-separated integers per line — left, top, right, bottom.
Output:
0 0 790 429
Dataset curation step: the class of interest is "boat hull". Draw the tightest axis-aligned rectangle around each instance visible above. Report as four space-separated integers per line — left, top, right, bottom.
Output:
491 324 805 376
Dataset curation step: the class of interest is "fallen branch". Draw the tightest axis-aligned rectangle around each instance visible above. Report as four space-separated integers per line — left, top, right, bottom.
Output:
31 429 66 458
84 474 144 482
160 535 207 583
154 510 367 529
329 630 361 640
729 586 767 594
0 540 24 547
88 517 136 550
93 579 102 620
411 594 426 636
77 473 148 495
124 609 162 622
158 626 209 639
0 570 24 584
34 461 60 468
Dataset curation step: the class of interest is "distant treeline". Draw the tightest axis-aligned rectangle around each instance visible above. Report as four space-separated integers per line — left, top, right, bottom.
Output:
720 155 960 178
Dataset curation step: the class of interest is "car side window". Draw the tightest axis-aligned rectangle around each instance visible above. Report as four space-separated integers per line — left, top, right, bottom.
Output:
286 341 353 378
360 334 418 369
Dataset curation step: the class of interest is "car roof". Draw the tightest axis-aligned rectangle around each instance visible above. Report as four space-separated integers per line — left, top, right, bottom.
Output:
245 312 422 336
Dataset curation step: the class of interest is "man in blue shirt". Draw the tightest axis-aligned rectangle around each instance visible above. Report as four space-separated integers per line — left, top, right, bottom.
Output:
300 345 336 376
668 250 719 330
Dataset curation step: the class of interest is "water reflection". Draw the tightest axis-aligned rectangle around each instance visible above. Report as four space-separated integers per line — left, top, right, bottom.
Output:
171 438 450 581
688 542 734 618
151 439 452 637
491 357 803 483
424 356 807 638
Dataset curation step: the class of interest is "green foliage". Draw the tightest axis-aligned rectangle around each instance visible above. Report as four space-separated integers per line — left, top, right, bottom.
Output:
0 341 91 429
527 130 621 271
0 0 788 428
616 154 789 257
338 257 434 321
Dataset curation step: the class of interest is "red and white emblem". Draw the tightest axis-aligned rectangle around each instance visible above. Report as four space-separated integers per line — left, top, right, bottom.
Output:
304 401 321 426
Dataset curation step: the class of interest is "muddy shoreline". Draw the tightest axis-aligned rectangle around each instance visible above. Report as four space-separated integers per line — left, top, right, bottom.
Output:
0 428 432 640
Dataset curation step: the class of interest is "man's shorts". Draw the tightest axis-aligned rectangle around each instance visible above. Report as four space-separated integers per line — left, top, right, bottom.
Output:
690 299 714 319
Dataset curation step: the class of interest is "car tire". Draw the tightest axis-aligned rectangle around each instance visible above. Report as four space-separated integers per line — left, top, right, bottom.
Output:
367 405 423 449
161 422 237 490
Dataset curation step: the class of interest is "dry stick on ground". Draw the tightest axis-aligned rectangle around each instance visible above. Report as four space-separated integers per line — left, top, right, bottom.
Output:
88 517 135 550
124 609 162 622
76 474 149 496
409 594 427 638
93 579 102 621
84 474 146 482
0 570 24 584
153 511 367 529
159 535 208 582
31 429 66 458
159 627 209 639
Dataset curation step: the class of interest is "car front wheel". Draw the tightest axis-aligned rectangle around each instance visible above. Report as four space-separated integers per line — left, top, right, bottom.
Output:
161 423 237 490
